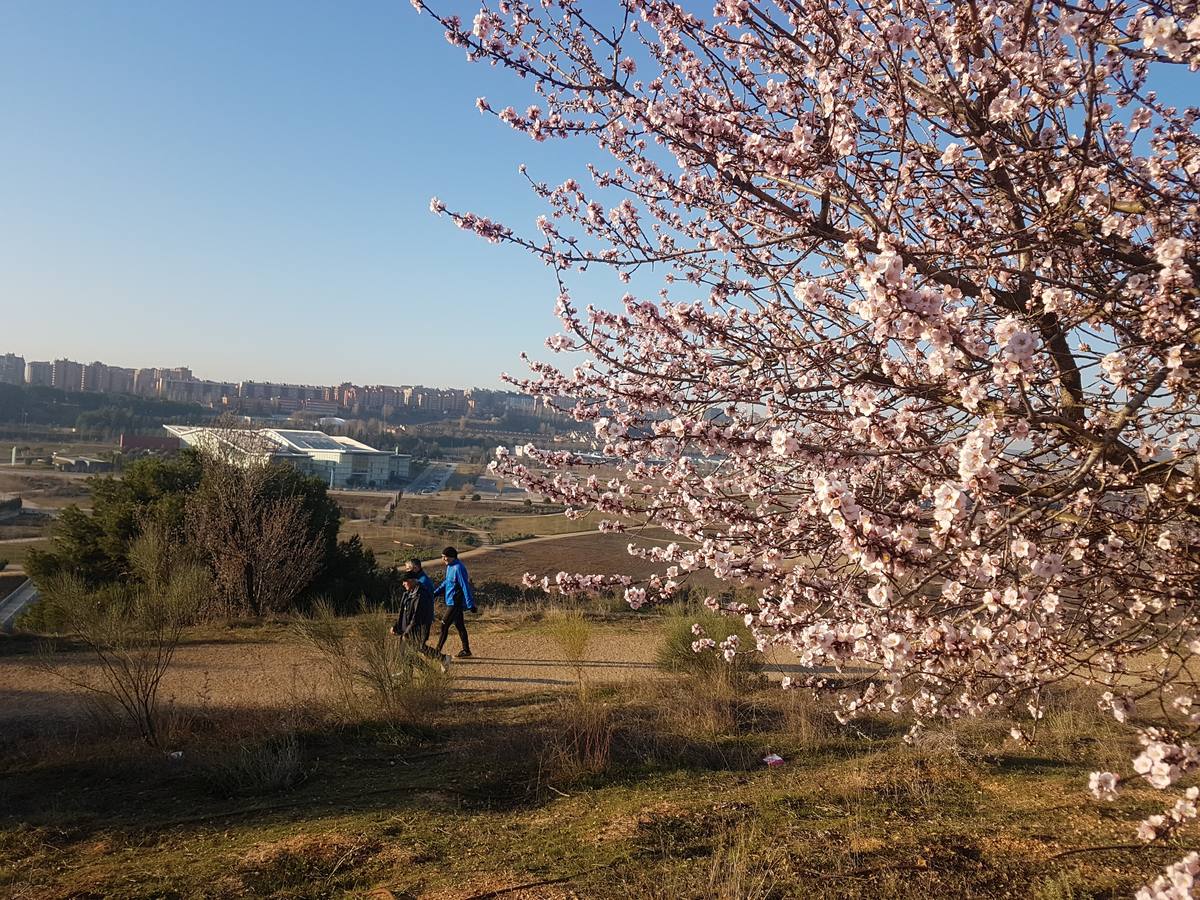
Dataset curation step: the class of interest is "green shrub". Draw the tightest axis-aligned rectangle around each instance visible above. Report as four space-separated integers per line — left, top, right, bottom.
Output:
656 610 763 684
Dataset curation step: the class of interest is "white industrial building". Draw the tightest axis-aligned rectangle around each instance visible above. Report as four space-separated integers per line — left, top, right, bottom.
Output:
164 426 410 488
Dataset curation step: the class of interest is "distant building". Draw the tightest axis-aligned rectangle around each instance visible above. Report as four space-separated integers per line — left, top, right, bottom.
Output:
108 366 135 395
159 378 234 406
51 359 84 392
24 361 52 387
0 353 25 386
52 454 114 473
164 426 411 488
119 433 182 452
133 368 159 396
302 398 339 416
82 361 109 393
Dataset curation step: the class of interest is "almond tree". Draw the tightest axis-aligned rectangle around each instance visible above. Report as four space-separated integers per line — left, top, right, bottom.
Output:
417 0 1199 887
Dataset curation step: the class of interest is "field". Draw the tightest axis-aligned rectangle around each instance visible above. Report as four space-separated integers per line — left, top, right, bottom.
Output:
0 608 1174 899
0 470 92 509
0 463 1184 898
462 531 722 593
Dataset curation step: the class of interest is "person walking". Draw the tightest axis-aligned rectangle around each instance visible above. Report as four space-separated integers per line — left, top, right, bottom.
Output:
404 558 435 594
391 570 450 669
433 546 475 658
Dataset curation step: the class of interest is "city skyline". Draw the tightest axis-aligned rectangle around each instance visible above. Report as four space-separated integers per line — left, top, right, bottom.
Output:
1 344 558 421
0 346 507 397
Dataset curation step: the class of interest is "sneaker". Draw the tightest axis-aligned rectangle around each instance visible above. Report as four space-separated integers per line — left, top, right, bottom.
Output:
457 650 473 658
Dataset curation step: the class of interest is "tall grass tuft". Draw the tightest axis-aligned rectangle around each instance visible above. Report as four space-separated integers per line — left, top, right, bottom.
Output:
543 695 615 783
294 600 451 726
193 727 305 796
546 607 591 695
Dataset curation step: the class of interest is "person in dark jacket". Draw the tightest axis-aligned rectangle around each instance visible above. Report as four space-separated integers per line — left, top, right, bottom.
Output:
392 570 448 667
433 546 475 658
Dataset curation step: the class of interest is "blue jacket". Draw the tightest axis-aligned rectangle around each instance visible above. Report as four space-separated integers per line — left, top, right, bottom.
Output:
434 559 475 609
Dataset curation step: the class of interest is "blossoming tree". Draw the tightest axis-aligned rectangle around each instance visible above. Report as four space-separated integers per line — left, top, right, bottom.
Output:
416 0 1199 889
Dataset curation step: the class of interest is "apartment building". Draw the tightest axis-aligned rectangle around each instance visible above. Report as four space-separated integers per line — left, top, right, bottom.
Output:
51 359 84 392
0 353 25 386
24 361 51 387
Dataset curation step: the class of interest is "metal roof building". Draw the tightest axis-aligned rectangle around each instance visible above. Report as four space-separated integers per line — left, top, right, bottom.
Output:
164 426 410 488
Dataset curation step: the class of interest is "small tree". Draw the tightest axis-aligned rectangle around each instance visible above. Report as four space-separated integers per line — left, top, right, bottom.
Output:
38 525 210 746
187 454 327 618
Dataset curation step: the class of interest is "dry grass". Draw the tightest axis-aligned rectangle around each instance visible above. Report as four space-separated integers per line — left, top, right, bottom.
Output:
545 607 591 691
464 531 723 589
0 616 1174 899
190 725 306 796
542 695 617 782
294 602 452 726
488 509 608 539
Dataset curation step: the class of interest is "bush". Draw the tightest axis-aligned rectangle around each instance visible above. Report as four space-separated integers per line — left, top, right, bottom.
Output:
35 526 211 746
546 608 591 692
192 729 305 796
656 611 763 685
294 601 451 726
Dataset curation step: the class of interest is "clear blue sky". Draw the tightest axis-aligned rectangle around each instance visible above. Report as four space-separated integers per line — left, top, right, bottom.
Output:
0 1 584 389
3 5 1192 391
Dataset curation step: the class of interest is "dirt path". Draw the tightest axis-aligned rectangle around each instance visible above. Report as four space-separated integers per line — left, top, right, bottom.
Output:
0 617 804 735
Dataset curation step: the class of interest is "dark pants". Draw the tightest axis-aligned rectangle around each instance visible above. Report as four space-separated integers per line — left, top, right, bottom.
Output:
409 621 441 659
397 619 438 659
435 605 470 654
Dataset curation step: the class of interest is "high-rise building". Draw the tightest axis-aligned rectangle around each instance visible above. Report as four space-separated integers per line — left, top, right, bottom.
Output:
133 368 159 396
0 353 25 386
82 361 110 393
51 359 84 392
25 361 52 387
159 378 233 406
108 366 135 395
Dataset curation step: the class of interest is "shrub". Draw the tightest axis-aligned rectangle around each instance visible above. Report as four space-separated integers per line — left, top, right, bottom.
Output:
546 607 591 693
192 728 305 796
295 601 451 725
656 611 763 686
35 526 210 746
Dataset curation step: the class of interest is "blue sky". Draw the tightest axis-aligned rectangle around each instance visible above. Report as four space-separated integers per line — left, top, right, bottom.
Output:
3 4 1193 391
0 1 586 389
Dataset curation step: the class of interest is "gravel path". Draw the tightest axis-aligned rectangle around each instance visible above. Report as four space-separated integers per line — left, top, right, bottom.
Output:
0 617 808 736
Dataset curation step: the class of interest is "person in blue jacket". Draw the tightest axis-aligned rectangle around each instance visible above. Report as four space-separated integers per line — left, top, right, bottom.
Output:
404 558 435 594
433 546 475 658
